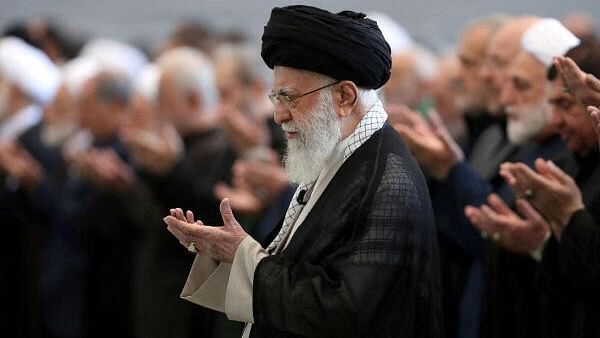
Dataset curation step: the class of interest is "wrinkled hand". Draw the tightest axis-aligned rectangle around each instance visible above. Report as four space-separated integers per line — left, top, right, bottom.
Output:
390 105 464 180
465 193 550 254
121 122 183 175
0 141 44 189
554 56 600 107
500 159 584 240
589 106 600 142
163 198 248 263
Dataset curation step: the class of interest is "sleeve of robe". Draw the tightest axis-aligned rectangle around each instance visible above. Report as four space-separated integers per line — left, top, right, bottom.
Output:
430 161 491 256
557 209 600 290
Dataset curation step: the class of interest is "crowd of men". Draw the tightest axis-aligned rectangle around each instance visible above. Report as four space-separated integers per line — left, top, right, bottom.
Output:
0 8 599 338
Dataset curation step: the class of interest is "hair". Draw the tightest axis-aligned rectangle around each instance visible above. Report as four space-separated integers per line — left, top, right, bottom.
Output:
463 14 513 38
547 34 600 80
213 42 272 88
304 70 381 110
157 47 218 113
95 72 132 105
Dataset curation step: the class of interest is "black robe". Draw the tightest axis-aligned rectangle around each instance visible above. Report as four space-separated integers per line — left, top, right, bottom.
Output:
251 124 443 338
539 150 600 338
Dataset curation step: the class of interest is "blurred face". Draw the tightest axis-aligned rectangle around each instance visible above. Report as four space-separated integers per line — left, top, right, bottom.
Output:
500 52 550 145
158 72 189 127
548 76 597 155
78 77 121 140
383 52 419 107
272 66 341 183
215 58 245 109
431 57 461 122
456 25 490 112
480 18 541 114
42 84 77 146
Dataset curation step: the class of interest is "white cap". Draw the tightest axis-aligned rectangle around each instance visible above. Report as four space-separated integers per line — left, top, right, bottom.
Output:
0 37 61 105
368 12 414 54
80 38 148 82
521 18 580 67
61 56 100 99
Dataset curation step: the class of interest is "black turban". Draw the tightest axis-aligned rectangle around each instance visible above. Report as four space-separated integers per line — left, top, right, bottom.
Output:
261 5 392 89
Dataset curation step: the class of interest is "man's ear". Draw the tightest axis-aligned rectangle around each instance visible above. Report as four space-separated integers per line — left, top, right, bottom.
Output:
335 81 358 118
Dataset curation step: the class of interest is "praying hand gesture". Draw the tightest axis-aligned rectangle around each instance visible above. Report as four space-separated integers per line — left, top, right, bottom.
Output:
465 193 550 254
554 56 600 108
163 198 248 263
389 104 464 180
500 159 584 240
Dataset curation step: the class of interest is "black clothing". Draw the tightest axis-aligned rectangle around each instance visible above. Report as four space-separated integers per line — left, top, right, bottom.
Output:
251 125 443 338
261 5 391 89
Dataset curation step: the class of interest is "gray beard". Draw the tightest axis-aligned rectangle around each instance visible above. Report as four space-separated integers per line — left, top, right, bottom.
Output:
283 92 341 184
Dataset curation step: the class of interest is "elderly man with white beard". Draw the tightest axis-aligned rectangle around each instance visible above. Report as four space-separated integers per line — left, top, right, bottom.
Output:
163 5 442 338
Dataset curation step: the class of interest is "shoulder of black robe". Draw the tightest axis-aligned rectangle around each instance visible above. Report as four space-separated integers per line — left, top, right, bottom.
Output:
250 124 443 338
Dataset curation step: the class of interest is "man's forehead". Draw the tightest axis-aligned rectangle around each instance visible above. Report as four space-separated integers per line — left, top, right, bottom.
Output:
273 66 318 89
509 52 544 81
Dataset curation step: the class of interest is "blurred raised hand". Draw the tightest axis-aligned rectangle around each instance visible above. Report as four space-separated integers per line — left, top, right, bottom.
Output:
465 193 550 254
215 148 288 214
554 56 600 107
389 104 464 180
500 159 584 240
121 121 183 175
0 141 44 190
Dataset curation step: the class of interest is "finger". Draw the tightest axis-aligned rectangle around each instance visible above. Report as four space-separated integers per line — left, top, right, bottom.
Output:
186 210 195 224
219 198 237 228
586 73 600 93
465 205 494 235
166 224 188 243
589 106 600 135
499 167 517 186
176 208 185 221
515 199 550 231
545 160 572 184
393 124 422 147
164 215 204 237
487 193 513 215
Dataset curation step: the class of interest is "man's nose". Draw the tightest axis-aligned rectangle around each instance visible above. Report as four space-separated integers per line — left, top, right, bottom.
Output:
499 83 515 107
273 104 291 125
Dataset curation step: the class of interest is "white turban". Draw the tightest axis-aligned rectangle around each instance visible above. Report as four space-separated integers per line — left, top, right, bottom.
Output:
521 18 580 67
367 12 414 54
0 37 61 105
61 57 100 99
80 39 148 82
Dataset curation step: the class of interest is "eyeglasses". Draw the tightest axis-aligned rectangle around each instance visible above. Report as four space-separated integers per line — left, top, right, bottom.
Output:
268 81 340 109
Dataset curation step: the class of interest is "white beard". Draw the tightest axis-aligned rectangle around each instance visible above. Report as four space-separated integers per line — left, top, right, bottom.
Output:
507 100 550 145
282 91 342 184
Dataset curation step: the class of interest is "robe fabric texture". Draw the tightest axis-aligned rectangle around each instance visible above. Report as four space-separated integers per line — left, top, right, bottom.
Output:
538 150 600 338
249 124 443 338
